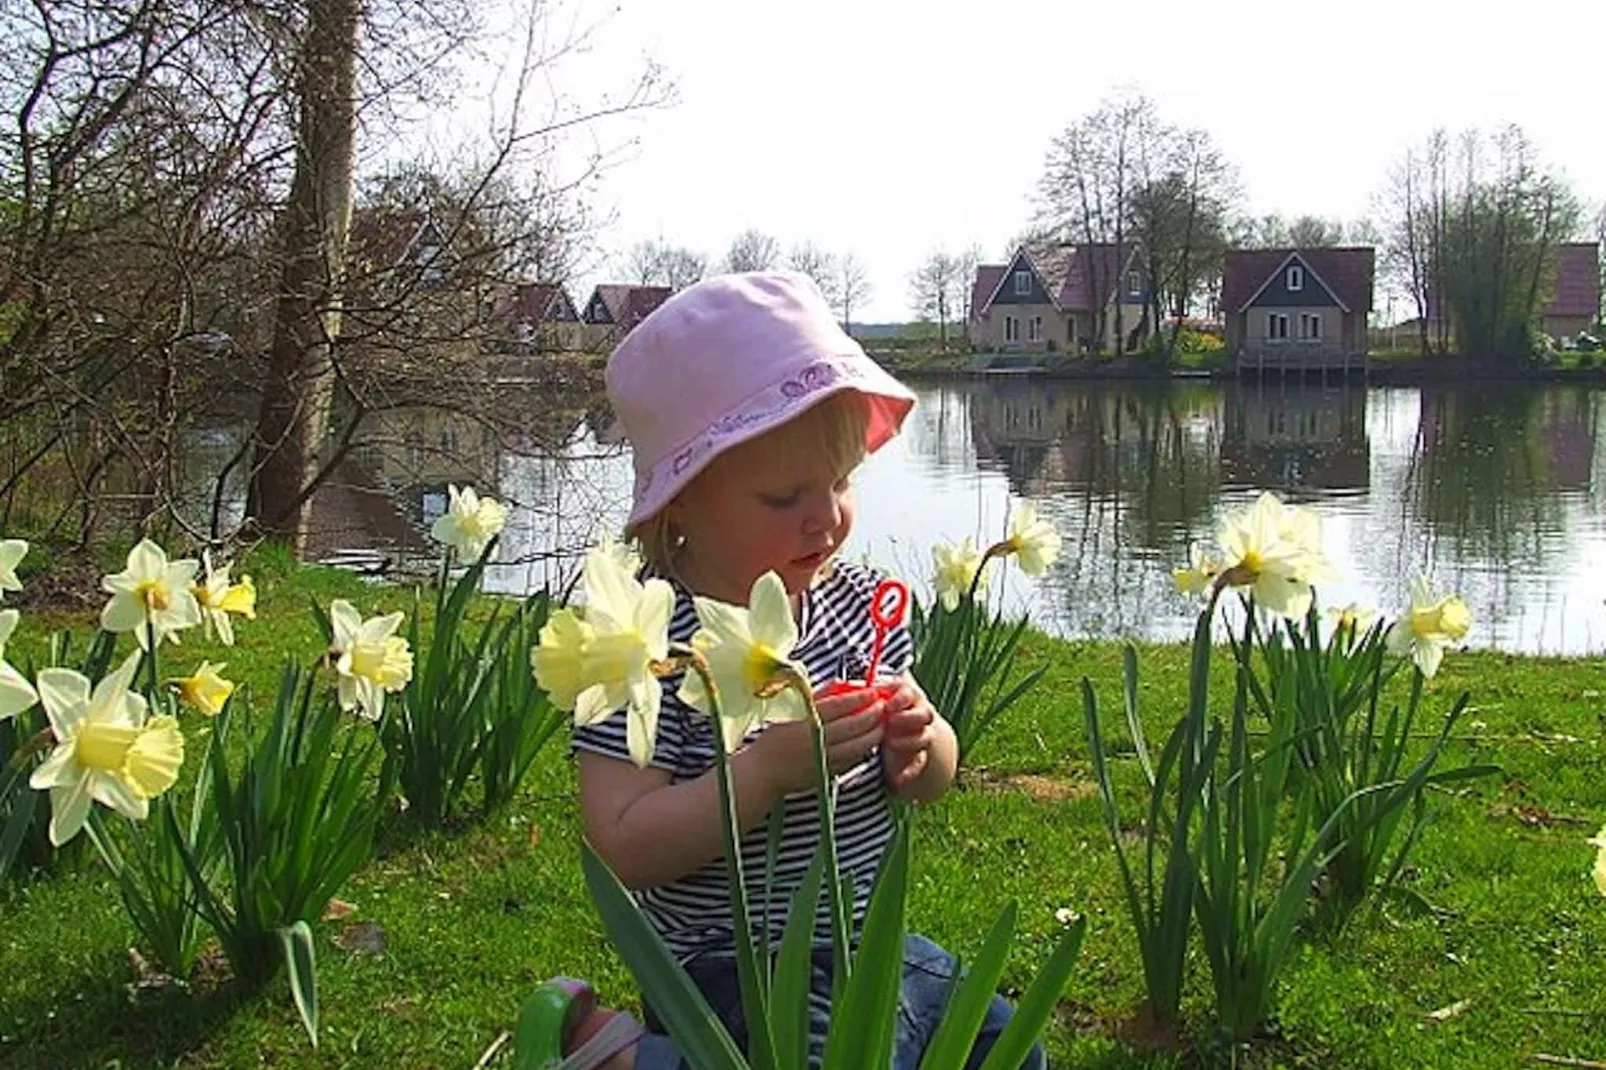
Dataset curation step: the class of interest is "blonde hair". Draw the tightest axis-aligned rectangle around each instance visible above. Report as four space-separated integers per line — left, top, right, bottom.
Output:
631 391 871 576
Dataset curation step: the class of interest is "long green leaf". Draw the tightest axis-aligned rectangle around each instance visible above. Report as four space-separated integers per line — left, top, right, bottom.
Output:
580 842 748 1070
975 915 1086 1070
918 902 1018 1070
277 921 319 1047
822 821 910 1070
773 851 826 1070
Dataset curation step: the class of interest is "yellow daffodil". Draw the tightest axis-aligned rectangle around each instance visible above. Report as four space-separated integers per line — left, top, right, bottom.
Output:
171 660 235 716
1003 501 1061 575
29 652 184 845
1173 544 1221 596
0 538 27 600
1386 577 1471 679
1589 826 1606 897
680 571 810 756
531 607 613 724
0 609 39 720
192 552 256 646
328 600 414 721
932 537 988 611
100 539 202 649
1209 492 1331 619
430 484 509 561
574 542 673 767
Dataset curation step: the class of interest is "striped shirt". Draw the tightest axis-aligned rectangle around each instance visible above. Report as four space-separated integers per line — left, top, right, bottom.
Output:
572 561 913 961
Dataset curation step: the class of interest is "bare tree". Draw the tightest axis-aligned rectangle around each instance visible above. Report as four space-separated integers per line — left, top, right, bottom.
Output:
908 250 966 350
622 238 705 289
624 238 666 284
1036 91 1163 352
787 241 839 307
723 228 781 273
660 246 708 290
837 252 872 331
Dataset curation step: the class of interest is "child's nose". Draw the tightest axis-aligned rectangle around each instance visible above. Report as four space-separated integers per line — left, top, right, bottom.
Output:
801 488 842 534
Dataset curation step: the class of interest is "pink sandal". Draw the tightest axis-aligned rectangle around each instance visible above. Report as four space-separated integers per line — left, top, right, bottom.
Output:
516 977 645 1070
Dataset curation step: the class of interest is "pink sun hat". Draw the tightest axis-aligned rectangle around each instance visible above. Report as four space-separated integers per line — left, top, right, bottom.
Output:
606 271 917 531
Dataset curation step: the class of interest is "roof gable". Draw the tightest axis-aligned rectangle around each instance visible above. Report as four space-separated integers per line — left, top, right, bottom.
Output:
985 249 1056 308
1059 243 1141 310
585 284 671 328
502 282 578 325
1545 242 1600 319
1222 248 1375 315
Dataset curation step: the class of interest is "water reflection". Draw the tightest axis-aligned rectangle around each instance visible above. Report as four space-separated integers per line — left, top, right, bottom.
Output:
143 378 1606 654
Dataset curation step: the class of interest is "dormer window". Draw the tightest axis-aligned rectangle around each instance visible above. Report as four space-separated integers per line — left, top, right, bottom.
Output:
1013 270 1032 295
1286 264 1304 292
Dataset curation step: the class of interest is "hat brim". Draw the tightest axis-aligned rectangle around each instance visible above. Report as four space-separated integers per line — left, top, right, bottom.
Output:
623 355 915 533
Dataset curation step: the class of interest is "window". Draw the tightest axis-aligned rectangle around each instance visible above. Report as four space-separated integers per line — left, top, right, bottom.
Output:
1286 264 1304 292
1300 312 1323 341
1267 313 1290 340
1127 270 1143 299
1027 315 1043 342
1013 270 1032 295
1004 315 1020 342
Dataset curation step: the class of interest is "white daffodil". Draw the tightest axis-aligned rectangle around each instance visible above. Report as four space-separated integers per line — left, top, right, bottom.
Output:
1589 826 1606 898
0 610 39 720
1386 577 1471 680
574 543 673 768
932 537 988 611
430 484 509 561
680 571 810 756
601 533 643 578
192 553 256 647
1210 492 1331 619
328 600 414 721
0 538 27 600
531 607 612 725
29 653 184 846
170 660 235 716
100 539 202 649
1326 603 1378 638
1003 501 1061 575
1172 543 1221 597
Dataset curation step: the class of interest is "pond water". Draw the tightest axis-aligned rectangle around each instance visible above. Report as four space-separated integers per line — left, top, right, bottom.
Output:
180 377 1606 655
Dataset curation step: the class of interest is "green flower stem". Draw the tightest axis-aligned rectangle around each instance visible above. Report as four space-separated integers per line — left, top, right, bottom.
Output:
680 651 778 1070
777 664 851 1002
144 616 160 696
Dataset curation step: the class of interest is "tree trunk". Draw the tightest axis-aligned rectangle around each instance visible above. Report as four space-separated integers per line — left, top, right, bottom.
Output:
249 0 362 550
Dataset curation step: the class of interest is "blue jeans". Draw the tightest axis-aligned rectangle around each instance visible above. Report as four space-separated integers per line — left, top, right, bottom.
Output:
633 933 1046 1070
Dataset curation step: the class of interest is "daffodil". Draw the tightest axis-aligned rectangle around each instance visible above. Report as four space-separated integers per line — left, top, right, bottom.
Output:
680 571 810 756
430 484 509 561
1210 492 1331 619
1173 544 1221 597
1002 501 1061 575
0 538 27 600
328 600 414 721
601 534 643 578
192 553 256 646
29 653 184 845
0 609 38 720
932 537 988 610
531 607 612 725
1387 577 1471 679
1589 826 1606 897
100 539 202 649
171 660 235 716
1326 603 1377 640
573 542 673 767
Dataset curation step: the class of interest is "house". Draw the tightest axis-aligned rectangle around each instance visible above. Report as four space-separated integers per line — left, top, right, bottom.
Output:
581 284 672 350
1542 242 1601 341
968 243 1149 354
1220 247 1375 370
347 208 450 293
494 281 584 353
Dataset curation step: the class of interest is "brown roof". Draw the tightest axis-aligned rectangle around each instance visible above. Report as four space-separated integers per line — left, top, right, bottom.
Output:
971 265 1005 320
1006 243 1136 311
594 284 672 329
497 282 575 325
1221 247 1375 314
348 208 430 272
1545 242 1600 319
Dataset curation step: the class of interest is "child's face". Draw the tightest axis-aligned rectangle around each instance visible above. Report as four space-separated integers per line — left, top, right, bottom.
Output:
669 432 858 605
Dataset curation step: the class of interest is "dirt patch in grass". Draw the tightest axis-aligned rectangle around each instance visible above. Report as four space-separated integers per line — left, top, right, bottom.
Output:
970 767 1098 803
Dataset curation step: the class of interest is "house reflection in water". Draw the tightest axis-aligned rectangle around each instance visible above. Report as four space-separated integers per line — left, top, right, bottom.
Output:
1220 381 1369 494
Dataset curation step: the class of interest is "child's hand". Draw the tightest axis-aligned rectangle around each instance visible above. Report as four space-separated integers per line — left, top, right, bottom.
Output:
877 677 938 790
753 685 886 797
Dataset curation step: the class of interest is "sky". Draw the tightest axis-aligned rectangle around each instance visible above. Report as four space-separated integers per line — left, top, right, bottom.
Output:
451 0 1606 323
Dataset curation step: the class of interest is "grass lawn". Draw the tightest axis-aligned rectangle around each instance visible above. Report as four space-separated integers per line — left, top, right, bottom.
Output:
1 555 1603 1068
